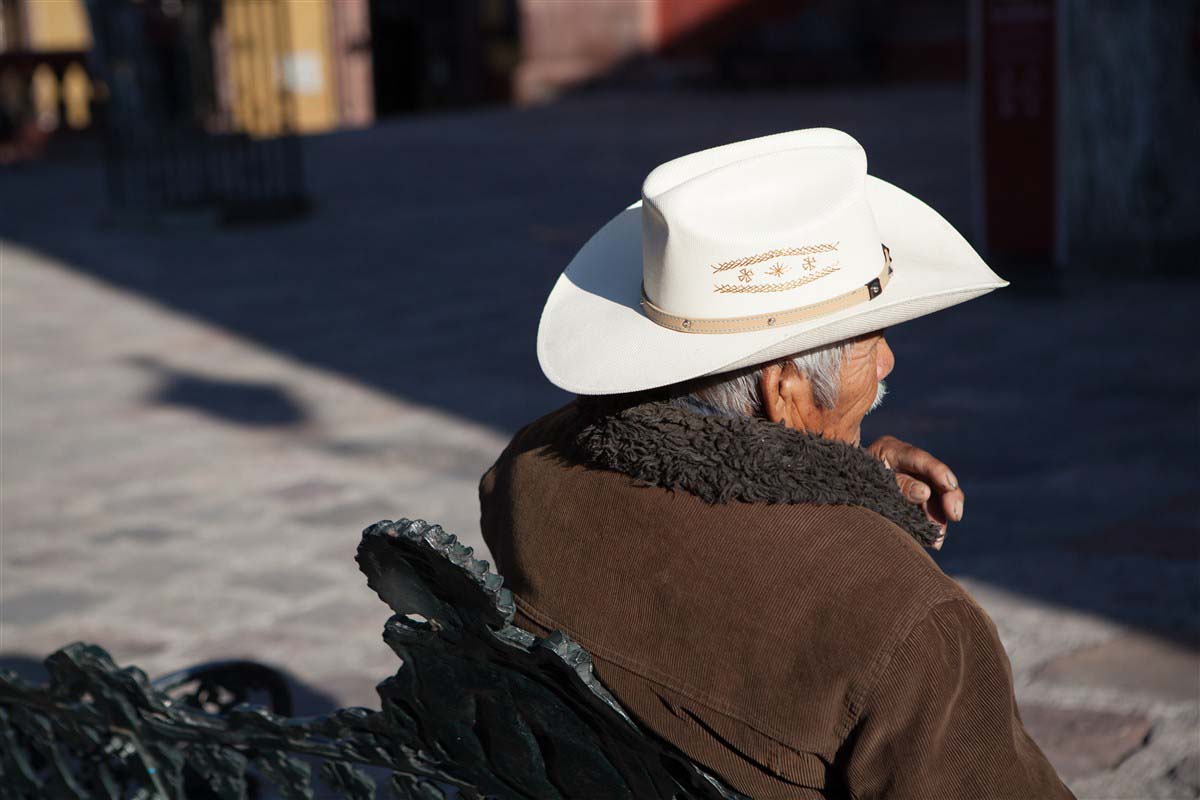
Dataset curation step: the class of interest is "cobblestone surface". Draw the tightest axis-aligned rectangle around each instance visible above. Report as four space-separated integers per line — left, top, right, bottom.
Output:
0 242 507 711
2 87 1197 797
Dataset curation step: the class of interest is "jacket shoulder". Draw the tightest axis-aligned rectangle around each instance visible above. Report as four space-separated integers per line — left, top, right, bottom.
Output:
748 500 965 631
486 400 578 467
718 498 965 613
479 401 578 492
699 502 972 746
795 502 963 602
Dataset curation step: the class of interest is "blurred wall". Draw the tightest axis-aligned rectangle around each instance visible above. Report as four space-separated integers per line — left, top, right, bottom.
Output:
515 0 967 103
22 0 92 51
1 0 371 138
1058 0 1200 272
515 0 658 105
658 0 748 43
367 0 515 115
224 0 340 136
0 0 94 142
329 0 373 128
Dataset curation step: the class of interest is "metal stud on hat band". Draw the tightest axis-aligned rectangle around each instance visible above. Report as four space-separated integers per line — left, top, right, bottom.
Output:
642 244 893 335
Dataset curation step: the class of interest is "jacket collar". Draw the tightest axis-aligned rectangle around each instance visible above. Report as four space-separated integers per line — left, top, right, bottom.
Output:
570 397 941 546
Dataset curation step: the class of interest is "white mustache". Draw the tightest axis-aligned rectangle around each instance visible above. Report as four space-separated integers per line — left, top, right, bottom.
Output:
868 380 888 413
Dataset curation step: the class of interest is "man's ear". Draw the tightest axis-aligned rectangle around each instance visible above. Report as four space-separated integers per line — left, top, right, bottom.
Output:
761 362 814 429
760 363 790 425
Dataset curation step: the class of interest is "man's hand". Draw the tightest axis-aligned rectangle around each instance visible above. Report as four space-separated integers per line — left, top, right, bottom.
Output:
866 435 964 549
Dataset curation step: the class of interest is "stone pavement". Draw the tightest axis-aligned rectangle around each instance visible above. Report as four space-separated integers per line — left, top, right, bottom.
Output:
2 87 1198 798
0 238 508 706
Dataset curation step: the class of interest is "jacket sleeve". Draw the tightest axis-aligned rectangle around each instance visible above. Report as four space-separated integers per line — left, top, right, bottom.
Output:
841 597 1076 800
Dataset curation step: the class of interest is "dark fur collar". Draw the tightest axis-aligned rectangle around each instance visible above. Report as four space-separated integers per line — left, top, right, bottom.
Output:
570 398 941 547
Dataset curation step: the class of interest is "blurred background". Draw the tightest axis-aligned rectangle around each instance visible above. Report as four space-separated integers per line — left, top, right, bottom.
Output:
1 1 1197 797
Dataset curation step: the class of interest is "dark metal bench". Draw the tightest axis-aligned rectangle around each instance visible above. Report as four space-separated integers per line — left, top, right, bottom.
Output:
0 519 746 799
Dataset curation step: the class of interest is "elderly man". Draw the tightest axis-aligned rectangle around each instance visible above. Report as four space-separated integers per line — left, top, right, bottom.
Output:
480 130 1074 799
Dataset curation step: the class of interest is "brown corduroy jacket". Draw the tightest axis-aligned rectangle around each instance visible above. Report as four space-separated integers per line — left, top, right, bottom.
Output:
479 398 1074 800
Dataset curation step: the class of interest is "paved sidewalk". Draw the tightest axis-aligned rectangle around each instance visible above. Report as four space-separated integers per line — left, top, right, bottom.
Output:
1 238 508 705
2 87 1197 798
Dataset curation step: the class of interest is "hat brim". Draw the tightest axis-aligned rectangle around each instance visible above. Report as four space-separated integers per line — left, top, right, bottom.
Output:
537 175 1007 395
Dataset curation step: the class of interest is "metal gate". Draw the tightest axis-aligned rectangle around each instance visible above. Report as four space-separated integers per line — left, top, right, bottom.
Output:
89 0 309 224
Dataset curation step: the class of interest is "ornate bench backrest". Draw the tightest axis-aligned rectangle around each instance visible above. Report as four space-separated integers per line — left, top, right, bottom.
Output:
358 518 746 799
0 518 747 799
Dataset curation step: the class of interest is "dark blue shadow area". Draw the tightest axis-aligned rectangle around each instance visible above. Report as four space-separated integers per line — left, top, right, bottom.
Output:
129 356 310 428
2 88 1197 647
865 287 1200 646
1 89 977 432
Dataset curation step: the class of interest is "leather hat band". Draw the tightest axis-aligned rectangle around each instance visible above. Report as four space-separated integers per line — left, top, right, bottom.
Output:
641 244 893 334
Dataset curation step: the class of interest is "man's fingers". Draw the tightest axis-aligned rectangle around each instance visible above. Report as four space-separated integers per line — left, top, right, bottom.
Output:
895 473 957 544
895 474 931 504
938 487 965 522
896 447 957 492
873 436 958 491
871 436 965 528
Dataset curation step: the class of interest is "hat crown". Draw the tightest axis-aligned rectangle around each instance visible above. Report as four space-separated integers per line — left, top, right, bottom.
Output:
535 125 1005 395
641 130 883 322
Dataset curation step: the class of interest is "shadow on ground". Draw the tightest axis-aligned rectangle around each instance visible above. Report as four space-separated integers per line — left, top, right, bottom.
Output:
129 355 311 428
2 88 1197 648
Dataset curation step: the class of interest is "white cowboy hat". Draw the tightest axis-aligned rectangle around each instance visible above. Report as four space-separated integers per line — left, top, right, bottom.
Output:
537 128 1006 395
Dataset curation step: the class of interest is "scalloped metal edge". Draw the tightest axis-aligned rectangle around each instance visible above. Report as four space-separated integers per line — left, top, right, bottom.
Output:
356 518 749 800
359 519 634 723
355 522 748 796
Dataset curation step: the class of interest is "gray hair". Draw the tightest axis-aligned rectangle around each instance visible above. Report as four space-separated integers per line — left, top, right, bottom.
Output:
684 340 852 416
